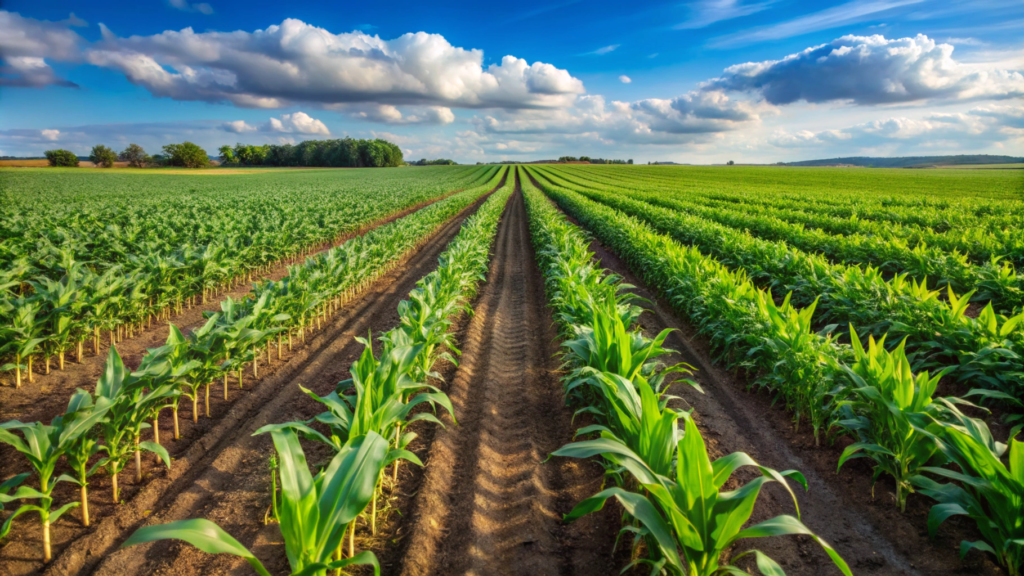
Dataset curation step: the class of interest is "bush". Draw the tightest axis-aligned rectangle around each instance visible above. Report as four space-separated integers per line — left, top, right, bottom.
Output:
44 149 79 167
89 145 118 168
163 142 210 168
119 143 150 168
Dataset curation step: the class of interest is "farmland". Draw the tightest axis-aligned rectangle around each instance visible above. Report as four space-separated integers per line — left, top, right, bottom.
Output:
1 164 1022 576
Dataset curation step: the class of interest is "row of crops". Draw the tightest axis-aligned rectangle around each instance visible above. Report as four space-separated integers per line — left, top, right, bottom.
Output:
0 166 496 388
524 165 1023 575
0 166 511 566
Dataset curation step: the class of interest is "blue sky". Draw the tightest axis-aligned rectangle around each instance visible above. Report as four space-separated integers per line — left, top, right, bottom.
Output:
1 0 1021 163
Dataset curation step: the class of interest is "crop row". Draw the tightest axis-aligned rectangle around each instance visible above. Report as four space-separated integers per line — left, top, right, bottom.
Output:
548 164 1024 279
532 166 1024 406
119 167 518 574
526 165 1023 575
556 163 1024 230
521 167 853 575
0 166 498 390
0 166 510 567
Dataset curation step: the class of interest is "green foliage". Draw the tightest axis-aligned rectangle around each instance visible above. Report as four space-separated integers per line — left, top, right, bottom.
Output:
225 137 404 168
89 145 117 168
43 149 78 167
118 143 149 168
162 141 210 168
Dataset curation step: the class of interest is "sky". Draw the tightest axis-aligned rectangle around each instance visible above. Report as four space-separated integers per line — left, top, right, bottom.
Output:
0 0 1022 164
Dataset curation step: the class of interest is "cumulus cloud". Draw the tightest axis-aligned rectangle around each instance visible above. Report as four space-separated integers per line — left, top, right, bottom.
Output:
77 18 583 110
344 104 456 125
704 34 1024 105
220 120 257 133
220 112 330 135
619 75 632 84
471 90 770 146
0 11 83 87
263 112 330 135
768 104 1024 152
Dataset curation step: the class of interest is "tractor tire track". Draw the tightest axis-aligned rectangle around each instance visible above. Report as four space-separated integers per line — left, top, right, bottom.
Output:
396 186 617 576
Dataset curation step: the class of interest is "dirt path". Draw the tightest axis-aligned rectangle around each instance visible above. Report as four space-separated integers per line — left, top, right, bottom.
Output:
0 189 491 576
0 189 462 426
582 235 1002 576
396 187 618 576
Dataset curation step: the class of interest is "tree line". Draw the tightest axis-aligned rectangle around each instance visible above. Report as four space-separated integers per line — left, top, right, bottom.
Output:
219 138 403 168
42 137 404 169
558 156 632 164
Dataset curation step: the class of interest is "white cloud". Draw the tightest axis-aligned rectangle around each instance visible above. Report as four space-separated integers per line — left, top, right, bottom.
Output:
591 44 620 55
262 111 330 135
471 91 770 146
710 0 925 47
168 0 214 15
41 129 61 141
768 104 1024 152
619 75 632 84
78 18 583 110
675 0 774 30
704 34 1024 105
345 104 456 125
0 11 83 87
220 120 257 133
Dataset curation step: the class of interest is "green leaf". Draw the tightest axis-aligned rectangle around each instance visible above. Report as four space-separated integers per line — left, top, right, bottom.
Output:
123 518 272 576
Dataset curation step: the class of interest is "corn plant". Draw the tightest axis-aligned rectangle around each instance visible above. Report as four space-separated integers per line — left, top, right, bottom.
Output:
0 390 110 562
913 428 1023 575
834 327 991 511
93 347 172 501
565 416 853 576
123 429 388 576
63 390 111 527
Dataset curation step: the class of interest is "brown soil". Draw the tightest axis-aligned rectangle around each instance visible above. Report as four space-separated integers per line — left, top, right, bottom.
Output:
582 232 1004 576
0 188 463 426
0 189 489 576
394 186 619 576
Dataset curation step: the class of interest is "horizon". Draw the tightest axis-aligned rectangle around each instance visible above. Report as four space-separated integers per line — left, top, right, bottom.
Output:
1 1 1021 164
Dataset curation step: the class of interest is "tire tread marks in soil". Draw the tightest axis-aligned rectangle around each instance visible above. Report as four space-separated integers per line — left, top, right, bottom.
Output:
397 186 617 576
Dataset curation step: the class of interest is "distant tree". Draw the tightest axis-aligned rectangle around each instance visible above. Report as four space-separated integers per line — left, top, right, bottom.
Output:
218 145 236 164
628 159 633 165
163 142 210 168
118 143 150 168
727 160 735 165
579 156 591 162
89 145 117 167
44 149 79 167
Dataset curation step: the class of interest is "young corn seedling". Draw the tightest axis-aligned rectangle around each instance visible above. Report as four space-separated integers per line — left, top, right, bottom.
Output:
835 326 988 511
563 416 853 576
0 391 109 562
94 348 173 501
123 429 389 576
62 390 112 527
913 427 1023 575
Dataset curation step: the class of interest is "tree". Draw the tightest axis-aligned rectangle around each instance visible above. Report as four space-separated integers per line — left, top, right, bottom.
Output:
727 160 735 165
163 142 210 168
44 149 79 167
217 145 235 164
118 143 150 168
89 145 117 168
628 159 633 165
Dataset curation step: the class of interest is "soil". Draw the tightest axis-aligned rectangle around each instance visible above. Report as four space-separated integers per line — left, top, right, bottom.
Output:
0 187 487 576
393 183 619 576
